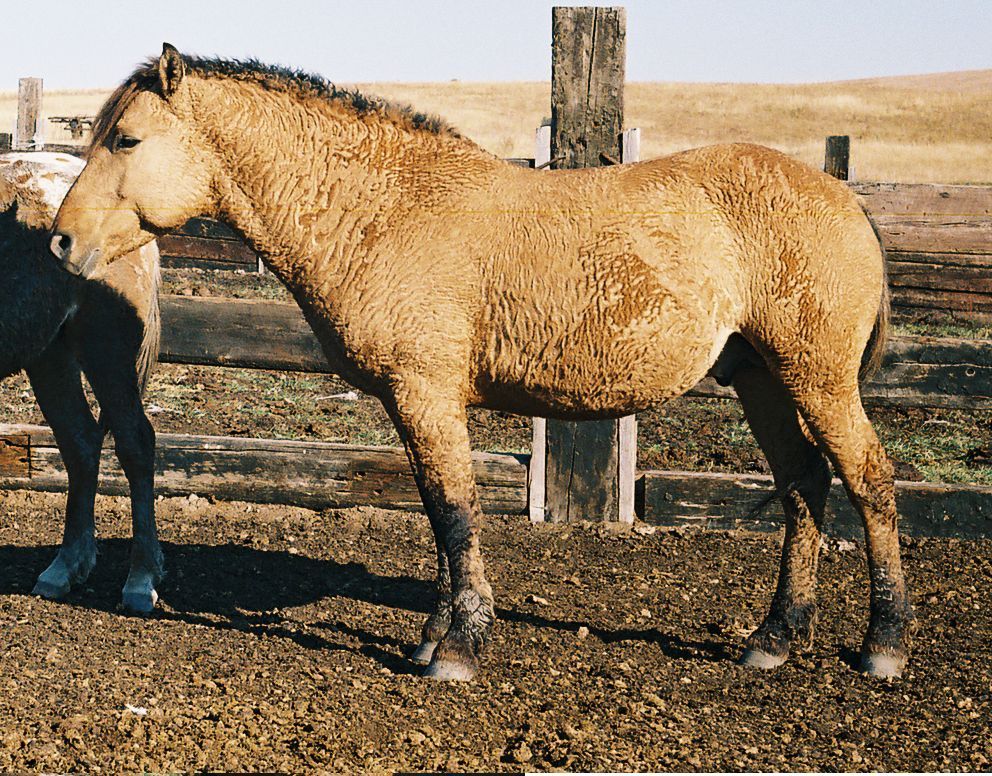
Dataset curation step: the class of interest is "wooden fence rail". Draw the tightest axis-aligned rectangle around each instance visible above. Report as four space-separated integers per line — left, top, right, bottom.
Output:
157 294 992 410
3 145 990 318
2 422 989 538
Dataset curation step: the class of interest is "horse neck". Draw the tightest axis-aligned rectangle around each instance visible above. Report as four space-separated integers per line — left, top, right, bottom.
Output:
193 78 491 291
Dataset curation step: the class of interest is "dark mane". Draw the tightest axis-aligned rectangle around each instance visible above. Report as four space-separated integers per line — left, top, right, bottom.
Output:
89 53 461 156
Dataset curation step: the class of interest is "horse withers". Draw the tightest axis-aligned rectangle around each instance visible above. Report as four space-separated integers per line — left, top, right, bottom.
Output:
0 152 163 612
51 45 915 680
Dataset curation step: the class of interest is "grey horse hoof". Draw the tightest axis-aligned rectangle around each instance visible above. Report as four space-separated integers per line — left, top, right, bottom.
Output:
423 658 477 682
121 586 159 614
410 640 438 665
739 648 788 670
32 578 70 601
860 651 905 679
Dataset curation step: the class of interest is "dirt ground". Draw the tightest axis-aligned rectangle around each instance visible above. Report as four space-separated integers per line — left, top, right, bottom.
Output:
0 490 989 772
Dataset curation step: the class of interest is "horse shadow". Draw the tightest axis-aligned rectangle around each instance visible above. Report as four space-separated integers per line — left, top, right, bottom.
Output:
0 540 731 671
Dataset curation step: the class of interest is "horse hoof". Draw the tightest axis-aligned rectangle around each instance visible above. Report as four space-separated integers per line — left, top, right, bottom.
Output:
861 651 904 679
32 578 70 601
423 658 477 682
121 587 158 614
410 640 438 665
739 648 787 670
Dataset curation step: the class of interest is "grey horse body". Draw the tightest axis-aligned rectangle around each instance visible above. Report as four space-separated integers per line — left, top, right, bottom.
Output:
0 154 163 611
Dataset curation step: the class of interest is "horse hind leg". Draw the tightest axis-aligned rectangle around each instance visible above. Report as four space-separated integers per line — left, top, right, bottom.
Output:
783 366 915 678
26 340 103 599
732 363 831 669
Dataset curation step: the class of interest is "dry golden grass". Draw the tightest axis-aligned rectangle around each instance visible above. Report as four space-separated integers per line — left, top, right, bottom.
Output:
2 70 989 182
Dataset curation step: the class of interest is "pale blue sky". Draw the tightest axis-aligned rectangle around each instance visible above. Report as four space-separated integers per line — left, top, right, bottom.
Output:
4 0 990 89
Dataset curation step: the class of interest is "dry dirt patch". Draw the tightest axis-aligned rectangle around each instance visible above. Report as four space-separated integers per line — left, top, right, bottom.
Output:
0 490 989 772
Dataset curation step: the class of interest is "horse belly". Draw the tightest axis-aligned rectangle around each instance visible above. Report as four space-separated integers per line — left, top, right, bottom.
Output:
476 289 728 418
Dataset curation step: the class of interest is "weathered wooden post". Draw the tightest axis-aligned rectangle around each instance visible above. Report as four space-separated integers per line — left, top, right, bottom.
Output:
529 6 635 523
824 135 850 180
15 78 43 150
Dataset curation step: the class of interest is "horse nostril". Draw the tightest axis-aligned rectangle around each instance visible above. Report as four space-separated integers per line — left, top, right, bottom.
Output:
50 233 73 261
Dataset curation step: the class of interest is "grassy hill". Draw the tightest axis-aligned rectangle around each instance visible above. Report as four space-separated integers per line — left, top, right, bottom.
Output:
2 70 989 183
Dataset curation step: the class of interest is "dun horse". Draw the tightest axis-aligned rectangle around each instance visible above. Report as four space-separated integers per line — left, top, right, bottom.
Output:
0 152 163 612
52 46 915 680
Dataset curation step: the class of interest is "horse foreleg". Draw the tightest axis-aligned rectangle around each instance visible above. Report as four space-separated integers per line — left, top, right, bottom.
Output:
409 539 452 666
99 399 162 613
388 377 494 681
26 344 103 599
78 358 162 613
732 364 831 669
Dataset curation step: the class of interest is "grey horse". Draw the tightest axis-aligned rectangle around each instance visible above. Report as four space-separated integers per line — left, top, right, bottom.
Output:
0 152 162 611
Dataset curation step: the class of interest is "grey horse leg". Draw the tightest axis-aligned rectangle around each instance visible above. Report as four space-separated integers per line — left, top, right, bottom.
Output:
71 301 162 613
86 371 162 613
26 339 103 599
410 538 452 665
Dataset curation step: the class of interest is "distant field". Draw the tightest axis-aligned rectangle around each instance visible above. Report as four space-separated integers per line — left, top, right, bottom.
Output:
2 70 989 183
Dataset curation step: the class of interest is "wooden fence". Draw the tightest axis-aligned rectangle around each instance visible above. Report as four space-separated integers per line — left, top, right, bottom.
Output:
1 291 991 537
4 72 991 318
3 6 992 538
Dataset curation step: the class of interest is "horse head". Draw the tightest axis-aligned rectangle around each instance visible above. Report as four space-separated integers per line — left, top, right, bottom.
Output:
51 43 219 277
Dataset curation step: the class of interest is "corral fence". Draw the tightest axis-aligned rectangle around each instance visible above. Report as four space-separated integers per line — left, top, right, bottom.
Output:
2 7 991 538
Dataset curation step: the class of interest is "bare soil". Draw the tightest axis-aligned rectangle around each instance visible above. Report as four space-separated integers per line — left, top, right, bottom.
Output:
0 490 989 772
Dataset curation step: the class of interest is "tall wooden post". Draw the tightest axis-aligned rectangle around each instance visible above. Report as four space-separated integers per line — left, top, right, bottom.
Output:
536 6 633 523
15 78 43 150
824 135 850 180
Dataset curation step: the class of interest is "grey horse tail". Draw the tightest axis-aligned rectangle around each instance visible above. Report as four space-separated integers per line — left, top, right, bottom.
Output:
136 245 162 398
859 206 890 384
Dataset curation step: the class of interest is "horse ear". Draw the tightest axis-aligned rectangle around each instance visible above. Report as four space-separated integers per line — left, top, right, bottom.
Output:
158 42 186 98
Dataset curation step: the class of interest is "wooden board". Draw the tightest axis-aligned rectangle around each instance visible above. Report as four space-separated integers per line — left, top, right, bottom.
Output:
157 295 992 409
852 183 992 218
158 234 258 267
873 216 992 256
0 424 528 515
3 421 989 539
159 296 328 371
641 470 992 539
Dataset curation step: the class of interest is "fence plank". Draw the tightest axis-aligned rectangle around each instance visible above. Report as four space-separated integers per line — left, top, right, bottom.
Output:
158 234 258 266
157 296 992 409
0 424 528 515
872 216 992 255
159 296 328 371
852 182 992 217
640 470 992 539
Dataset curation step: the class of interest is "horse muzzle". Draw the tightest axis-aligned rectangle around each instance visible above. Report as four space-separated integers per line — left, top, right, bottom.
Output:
50 232 102 278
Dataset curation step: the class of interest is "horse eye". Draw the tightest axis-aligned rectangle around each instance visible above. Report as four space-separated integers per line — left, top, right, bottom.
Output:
114 135 141 151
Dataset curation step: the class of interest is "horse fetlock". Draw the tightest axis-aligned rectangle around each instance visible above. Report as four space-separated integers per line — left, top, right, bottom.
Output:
121 572 160 614
421 601 453 645
33 539 98 599
451 588 495 654
423 635 481 682
744 601 818 661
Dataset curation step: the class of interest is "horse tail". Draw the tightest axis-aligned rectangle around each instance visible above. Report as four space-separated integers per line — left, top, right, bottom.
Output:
135 240 162 398
858 206 890 384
